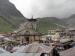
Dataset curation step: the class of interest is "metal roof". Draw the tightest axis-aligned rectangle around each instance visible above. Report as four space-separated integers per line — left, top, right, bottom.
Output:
0 53 41 56
60 47 75 56
16 42 53 53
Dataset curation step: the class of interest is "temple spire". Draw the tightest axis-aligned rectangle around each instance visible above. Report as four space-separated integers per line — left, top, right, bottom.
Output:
31 16 33 19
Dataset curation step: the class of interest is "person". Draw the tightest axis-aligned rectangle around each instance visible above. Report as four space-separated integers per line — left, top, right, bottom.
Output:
52 46 60 56
6 44 14 52
40 53 46 56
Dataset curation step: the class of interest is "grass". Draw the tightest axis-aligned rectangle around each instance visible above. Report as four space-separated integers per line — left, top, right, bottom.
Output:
0 16 65 33
0 16 13 32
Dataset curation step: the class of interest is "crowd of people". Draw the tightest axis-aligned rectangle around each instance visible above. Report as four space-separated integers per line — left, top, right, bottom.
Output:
0 43 14 53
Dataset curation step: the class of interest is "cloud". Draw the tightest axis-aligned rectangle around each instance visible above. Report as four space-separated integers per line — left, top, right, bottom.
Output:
9 0 75 18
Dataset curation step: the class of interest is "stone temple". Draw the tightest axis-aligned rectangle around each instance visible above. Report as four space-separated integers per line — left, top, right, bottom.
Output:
15 16 43 44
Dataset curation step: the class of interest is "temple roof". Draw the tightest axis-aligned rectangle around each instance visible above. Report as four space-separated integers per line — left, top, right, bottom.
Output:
27 19 37 22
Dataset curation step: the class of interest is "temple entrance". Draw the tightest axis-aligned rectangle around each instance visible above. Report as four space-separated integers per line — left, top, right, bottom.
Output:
25 37 29 43
26 37 29 41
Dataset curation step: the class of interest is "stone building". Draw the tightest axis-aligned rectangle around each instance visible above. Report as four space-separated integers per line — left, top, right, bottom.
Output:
14 17 43 44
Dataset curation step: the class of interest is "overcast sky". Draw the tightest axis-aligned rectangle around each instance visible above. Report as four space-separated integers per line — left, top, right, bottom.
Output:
9 0 75 19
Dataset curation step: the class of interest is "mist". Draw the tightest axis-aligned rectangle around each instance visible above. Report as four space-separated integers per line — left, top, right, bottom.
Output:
9 0 75 19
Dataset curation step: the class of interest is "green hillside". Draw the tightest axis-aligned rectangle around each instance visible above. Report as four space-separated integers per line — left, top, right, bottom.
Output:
0 16 65 33
37 17 65 33
0 16 13 32
0 16 26 33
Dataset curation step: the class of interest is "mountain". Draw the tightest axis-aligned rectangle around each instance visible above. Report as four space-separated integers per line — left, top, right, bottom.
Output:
0 16 13 32
37 17 65 33
0 0 26 28
0 0 65 33
17 17 65 33
0 0 27 32
63 14 75 28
